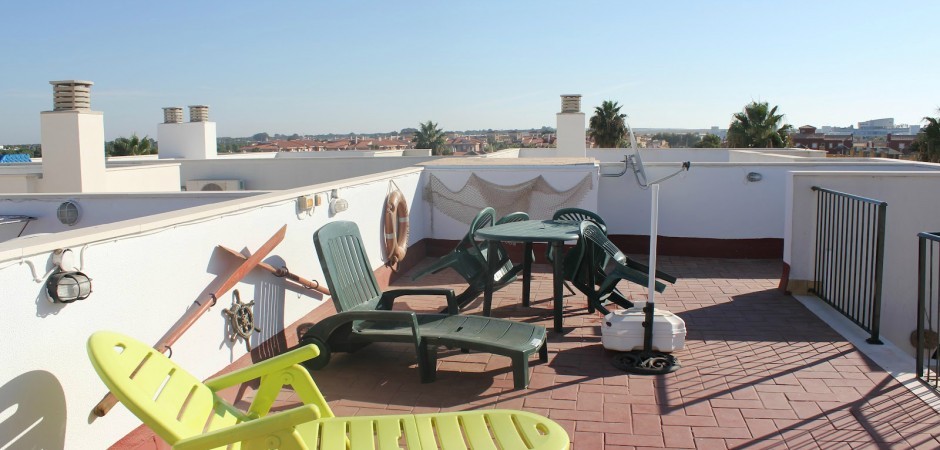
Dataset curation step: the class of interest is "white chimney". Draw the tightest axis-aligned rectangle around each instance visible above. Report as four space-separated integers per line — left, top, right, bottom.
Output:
40 80 107 193
556 94 586 157
157 104 217 159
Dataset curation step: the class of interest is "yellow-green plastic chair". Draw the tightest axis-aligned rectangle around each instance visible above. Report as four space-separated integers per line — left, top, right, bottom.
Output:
88 331 570 449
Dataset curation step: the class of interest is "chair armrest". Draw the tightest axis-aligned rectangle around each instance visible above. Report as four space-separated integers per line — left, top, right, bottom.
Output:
174 404 320 450
205 344 319 391
380 288 459 315
624 258 678 284
604 263 667 294
335 310 424 342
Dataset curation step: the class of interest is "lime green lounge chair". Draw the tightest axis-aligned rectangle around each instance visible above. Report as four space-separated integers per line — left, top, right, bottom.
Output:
301 220 547 389
87 331 569 449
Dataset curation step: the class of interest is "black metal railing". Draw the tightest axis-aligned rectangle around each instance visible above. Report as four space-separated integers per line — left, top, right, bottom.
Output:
810 186 886 344
917 232 940 390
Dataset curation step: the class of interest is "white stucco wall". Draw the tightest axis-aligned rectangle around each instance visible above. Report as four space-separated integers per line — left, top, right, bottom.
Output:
177 156 437 191
785 170 940 356
0 167 424 448
105 163 182 192
0 192 259 238
598 161 937 239
157 121 217 160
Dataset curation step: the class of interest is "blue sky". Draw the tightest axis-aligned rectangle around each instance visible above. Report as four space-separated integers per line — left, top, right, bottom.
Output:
2 1 938 142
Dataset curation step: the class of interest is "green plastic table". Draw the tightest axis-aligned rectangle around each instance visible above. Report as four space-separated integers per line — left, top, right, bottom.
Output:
475 220 580 333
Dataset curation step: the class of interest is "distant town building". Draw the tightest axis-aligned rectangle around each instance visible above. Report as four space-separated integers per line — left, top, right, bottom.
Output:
791 125 853 153
854 118 918 139
886 133 917 154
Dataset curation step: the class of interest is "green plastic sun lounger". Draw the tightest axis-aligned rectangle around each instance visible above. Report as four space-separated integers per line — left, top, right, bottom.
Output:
300 220 547 390
87 331 569 449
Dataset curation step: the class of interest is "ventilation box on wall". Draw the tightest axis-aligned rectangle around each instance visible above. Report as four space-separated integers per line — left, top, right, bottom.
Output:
185 179 244 191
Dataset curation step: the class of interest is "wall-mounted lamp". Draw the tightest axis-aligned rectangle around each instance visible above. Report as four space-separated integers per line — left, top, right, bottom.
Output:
746 172 763 182
46 270 92 303
329 189 349 215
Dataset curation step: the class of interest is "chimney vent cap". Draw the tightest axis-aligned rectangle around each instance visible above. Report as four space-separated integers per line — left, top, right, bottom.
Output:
560 94 582 113
49 80 94 111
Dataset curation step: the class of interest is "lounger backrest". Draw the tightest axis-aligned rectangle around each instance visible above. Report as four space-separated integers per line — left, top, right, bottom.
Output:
87 331 249 446
553 208 606 228
314 221 382 313
467 207 497 257
496 211 529 225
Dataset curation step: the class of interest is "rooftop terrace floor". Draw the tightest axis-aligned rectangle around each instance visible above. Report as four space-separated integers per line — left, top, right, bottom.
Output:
120 256 940 449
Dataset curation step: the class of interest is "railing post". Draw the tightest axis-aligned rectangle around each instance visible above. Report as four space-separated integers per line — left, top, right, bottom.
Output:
917 234 927 378
867 201 886 344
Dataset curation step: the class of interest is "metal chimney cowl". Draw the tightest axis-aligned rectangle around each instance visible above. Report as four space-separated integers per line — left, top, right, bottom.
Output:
163 107 184 124
50 80 94 111
560 94 582 113
189 105 209 122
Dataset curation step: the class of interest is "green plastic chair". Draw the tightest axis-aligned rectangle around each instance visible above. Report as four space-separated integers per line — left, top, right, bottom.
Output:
550 208 608 295
302 220 547 389
87 331 570 449
571 221 678 315
411 207 521 308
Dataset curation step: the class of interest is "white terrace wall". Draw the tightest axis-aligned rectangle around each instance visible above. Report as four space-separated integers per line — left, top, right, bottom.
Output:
175 156 437 190
596 161 935 239
520 147 828 163
786 170 940 357
103 163 182 192
0 167 424 449
0 192 257 239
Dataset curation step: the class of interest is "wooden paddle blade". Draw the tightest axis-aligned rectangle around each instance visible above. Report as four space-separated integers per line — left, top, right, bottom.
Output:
212 224 287 298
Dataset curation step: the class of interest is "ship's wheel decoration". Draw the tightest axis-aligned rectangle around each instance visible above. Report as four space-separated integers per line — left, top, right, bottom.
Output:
223 289 259 349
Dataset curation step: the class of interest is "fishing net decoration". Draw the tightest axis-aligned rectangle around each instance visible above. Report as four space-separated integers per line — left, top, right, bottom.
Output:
425 172 594 226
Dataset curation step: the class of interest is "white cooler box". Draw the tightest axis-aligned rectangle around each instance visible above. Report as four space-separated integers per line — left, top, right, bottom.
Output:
601 304 686 352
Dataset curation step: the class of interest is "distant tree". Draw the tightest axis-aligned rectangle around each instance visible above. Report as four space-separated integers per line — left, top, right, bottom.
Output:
412 121 447 155
251 132 270 142
110 134 155 156
589 100 627 148
912 110 940 162
651 132 702 147
288 133 301 141
726 101 793 148
695 134 722 148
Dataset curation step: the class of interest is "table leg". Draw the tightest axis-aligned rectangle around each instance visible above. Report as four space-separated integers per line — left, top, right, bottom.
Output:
483 240 497 316
552 241 564 333
522 242 533 307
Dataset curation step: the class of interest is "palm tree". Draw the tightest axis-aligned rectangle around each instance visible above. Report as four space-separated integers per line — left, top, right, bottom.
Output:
915 110 940 162
413 121 448 155
110 134 155 156
589 100 627 148
726 101 793 148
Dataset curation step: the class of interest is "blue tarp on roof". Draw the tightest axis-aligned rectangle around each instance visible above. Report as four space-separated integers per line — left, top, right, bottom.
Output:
0 154 32 163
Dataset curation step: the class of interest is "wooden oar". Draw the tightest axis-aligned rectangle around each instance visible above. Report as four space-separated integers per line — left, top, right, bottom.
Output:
216 244 330 295
91 225 288 417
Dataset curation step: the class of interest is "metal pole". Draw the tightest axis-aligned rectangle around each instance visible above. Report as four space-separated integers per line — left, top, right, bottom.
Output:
643 184 660 353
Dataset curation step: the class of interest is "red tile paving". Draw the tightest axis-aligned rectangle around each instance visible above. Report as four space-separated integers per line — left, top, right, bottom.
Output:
113 257 940 449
